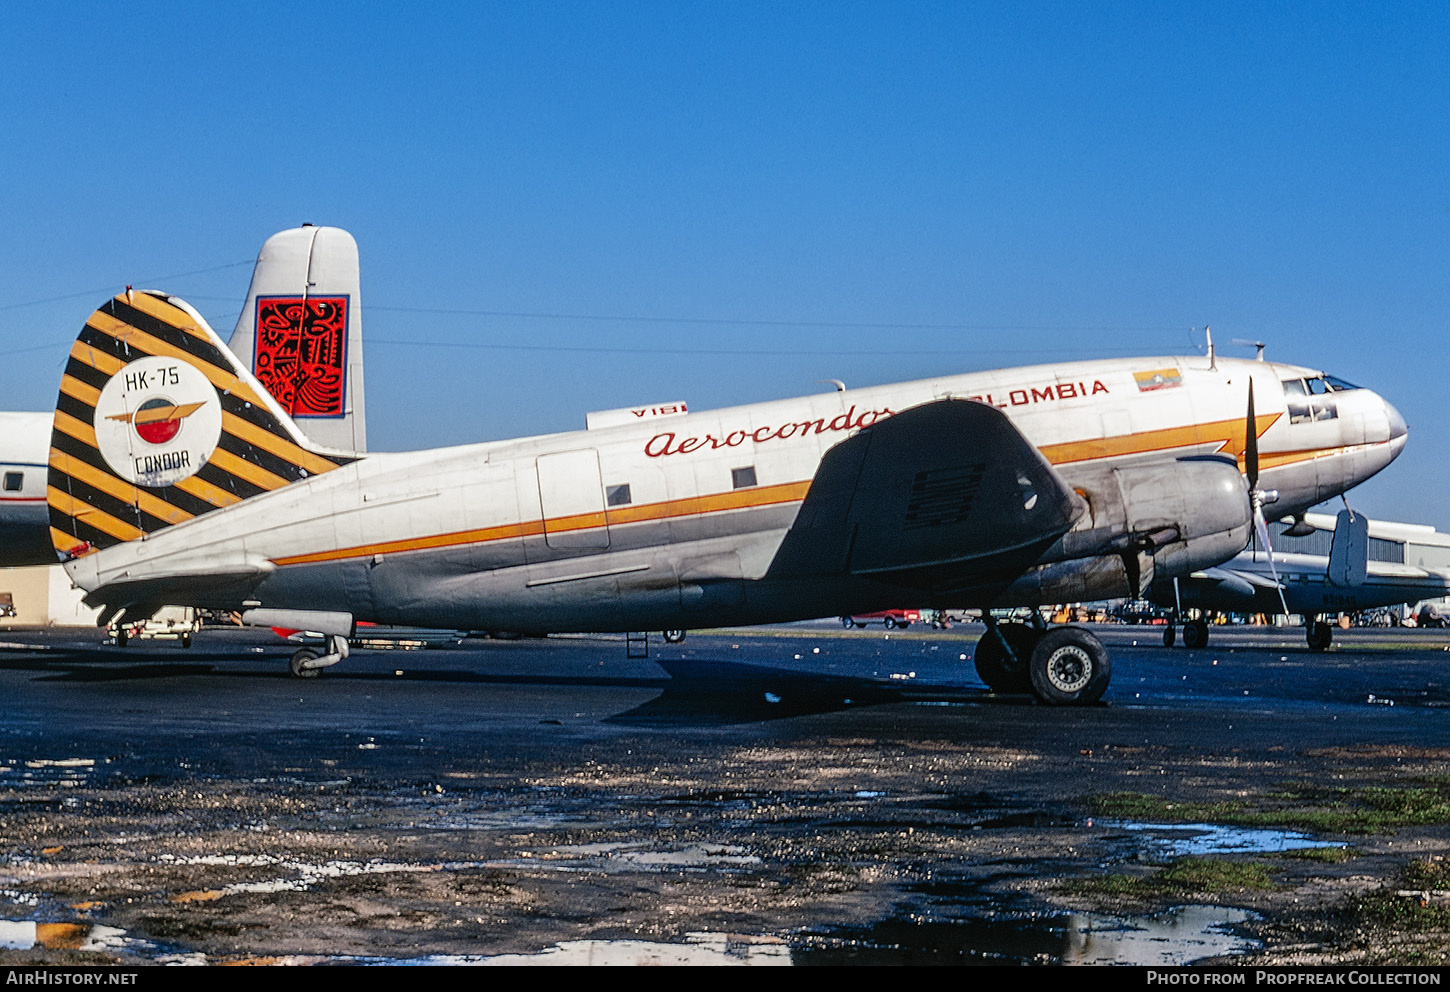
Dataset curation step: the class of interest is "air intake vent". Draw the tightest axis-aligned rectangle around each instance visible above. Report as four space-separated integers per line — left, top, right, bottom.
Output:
903 463 986 530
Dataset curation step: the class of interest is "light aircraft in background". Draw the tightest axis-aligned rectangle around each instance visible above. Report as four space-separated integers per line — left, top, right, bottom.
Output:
1151 508 1450 651
0 225 366 566
45 283 1407 705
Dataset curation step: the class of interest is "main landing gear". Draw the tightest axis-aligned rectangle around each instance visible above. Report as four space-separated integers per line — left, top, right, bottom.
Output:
289 634 350 679
1163 613 1334 651
973 614 1111 705
1305 616 1333 652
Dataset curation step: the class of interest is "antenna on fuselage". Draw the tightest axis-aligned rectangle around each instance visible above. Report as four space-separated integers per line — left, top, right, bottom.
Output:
1231 338 1267 362
1206 325 1217 371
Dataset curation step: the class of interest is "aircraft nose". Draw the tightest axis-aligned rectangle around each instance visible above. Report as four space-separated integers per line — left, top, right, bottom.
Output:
1385 399 1408 442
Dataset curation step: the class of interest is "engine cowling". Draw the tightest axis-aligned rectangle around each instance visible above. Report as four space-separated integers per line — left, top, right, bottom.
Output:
1006 455 1253 604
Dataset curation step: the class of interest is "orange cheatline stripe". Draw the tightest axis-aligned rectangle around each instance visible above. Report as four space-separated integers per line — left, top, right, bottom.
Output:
272 519 547 566
46 486 143 543
221 411 341 478
606 480 810 526
207 446 290 492
273 481 812 567
52 409 98 449
1039 413 1281 465
69 338 127 377
59 373 100 407
50 449 192 526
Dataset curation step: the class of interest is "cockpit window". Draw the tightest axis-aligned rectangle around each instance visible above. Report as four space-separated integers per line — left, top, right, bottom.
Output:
1283 376 1339 424
1323 375 1361 391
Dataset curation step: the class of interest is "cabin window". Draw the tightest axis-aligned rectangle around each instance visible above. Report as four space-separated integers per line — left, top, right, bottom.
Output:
605 484 632 507
2 472 20 492
731 466 757 489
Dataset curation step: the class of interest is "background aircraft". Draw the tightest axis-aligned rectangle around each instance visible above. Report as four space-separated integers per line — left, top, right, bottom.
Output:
0 225 365 566
1152 508 1450 650
44 285 1406 705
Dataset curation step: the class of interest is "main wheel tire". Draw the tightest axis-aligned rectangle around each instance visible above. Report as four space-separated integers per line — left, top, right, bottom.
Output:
1307 621 1333 651
663 629 686 644
290 647 322 679
973 623 1039 692
841 617 853 628
1162 626 1176 648
1028 626 1111 705
1183 619 1209 650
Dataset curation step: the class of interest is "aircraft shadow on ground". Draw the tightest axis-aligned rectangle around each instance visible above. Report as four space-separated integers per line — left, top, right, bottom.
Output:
0 649 986 724
605 659 984 726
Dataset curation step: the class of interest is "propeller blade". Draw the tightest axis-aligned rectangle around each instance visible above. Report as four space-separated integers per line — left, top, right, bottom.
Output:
1245 381 1259 492
1253 505 1291 618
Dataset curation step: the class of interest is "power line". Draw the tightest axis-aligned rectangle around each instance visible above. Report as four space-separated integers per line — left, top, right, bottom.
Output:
367 303 1181 334
0 260 254 313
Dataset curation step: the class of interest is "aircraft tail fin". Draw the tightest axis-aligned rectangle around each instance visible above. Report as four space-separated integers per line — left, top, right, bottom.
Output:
227 225 366 452
1327 507 1369 588
48 290 356 561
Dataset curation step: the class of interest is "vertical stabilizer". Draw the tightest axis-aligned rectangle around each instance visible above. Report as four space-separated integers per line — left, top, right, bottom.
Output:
227 226 366 452
1327 508 1369 588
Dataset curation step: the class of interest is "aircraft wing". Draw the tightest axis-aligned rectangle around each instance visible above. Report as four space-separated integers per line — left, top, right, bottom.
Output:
767 399 1083 585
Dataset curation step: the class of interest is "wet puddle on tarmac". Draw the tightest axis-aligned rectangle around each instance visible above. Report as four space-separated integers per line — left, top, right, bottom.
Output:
796 904 1261 965
0 758 98 789
531 842 761 872
0 920 204 964
1103 820 1344 859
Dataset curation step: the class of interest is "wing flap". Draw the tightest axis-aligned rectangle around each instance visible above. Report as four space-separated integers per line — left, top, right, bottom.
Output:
767 399 1083 582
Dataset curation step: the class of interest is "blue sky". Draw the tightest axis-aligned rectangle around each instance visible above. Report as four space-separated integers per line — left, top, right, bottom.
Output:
2 2 1446 527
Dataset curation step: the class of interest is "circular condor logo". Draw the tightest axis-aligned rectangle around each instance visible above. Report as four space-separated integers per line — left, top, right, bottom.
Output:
95 356 223 488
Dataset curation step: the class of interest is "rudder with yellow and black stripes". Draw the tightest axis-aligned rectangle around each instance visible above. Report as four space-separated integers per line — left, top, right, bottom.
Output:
48 290 355 561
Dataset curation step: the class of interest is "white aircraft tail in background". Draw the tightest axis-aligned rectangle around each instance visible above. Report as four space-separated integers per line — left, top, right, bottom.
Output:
225 225 366 454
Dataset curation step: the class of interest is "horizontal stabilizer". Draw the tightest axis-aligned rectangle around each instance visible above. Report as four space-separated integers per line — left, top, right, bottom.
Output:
79 563 274 623
767 399 1082 583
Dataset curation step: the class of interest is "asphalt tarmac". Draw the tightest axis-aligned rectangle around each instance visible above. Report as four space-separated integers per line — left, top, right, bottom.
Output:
1 619 1449 966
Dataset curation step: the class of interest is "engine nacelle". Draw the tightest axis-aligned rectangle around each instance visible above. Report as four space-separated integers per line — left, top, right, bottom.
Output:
1001 455 1254 605
1001 550 1155 606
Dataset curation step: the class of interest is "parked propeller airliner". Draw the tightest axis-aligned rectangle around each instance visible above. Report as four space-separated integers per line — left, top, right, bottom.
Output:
46 291 1406 704
1152 508 1450 651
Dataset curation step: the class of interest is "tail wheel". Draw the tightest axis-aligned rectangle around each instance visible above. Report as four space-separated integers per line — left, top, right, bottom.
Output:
663 629 687 644
289 648 322 679
973 623 1038 692
1028 626 1111 706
